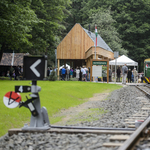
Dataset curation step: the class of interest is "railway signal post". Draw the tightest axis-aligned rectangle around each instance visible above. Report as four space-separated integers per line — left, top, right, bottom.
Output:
3 55 50 131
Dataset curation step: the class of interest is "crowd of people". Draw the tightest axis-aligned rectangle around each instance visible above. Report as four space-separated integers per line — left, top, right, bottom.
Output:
47 67 57 76
47 64 143 83
2 64 143 83
117 64 143 84
59 66 90 81
6 65 23 80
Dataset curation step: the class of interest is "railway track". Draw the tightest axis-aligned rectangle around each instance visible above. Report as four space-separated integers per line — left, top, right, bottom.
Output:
118 85 150 150
3 85 150 150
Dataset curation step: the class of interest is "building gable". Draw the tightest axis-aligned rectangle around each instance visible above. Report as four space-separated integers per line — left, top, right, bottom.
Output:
57 23 94 59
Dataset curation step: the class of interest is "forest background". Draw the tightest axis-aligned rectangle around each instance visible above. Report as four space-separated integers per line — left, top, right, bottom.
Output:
1 0 150 72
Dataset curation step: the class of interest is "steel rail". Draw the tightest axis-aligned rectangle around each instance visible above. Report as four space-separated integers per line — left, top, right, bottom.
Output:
50 125 135 131
118 116 150 150
146 84 150 88
136 85 150 98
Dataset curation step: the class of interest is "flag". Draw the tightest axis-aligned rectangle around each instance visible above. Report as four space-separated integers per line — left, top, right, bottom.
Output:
95 25 97 46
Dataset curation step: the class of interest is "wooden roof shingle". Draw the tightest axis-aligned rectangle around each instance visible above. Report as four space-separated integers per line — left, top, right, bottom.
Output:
0 53 29 66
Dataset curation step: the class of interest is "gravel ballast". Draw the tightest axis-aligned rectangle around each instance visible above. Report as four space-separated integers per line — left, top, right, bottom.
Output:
0 86 149 150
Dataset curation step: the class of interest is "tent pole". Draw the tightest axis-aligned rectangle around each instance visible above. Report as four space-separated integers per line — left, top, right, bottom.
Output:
134 66 135 83
115 59 117 83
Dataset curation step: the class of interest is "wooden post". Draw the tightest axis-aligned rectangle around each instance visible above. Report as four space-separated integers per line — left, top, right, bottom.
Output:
96 54 98 59
90 60 92 82
107 61 109 83
57 59 60 79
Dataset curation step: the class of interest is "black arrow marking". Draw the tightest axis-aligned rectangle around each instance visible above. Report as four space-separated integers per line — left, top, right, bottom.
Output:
8 92 20 105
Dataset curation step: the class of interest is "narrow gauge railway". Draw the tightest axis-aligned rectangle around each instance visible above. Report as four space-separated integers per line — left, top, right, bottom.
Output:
1 85 150 150
136 85 150 98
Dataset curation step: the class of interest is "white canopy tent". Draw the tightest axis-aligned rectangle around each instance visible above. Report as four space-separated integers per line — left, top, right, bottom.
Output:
109 55 138 66
109 55 138 83
59 64 70 70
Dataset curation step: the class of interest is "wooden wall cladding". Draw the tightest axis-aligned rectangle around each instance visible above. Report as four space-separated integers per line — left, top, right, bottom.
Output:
85 47 114 60
57 24 94 59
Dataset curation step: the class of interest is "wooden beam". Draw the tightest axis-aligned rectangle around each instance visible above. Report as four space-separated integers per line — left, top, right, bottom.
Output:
57 59 60 79
109 135 130 140
103 143 123 147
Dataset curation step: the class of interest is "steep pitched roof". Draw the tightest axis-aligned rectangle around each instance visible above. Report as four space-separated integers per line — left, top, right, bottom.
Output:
83 27 113 52
0 53 29 66
0 53 12 66
57 23 113 53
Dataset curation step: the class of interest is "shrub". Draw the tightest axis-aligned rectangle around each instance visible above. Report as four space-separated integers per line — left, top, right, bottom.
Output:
49 71 57 81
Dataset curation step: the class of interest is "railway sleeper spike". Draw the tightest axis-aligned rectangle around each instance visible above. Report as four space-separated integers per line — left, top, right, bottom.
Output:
143 128 150 137
141 127 150 138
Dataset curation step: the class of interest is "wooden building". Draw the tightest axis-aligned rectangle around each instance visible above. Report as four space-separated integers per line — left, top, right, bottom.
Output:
0 52 28 76
57 23 114 74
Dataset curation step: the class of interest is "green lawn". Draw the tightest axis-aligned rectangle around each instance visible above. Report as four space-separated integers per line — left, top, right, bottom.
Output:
0 80 122 136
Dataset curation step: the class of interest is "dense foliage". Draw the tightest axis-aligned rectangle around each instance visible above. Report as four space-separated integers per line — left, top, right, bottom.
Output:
65 0 150 71
0 0 70 64
1 0 150 71
111 0 150 71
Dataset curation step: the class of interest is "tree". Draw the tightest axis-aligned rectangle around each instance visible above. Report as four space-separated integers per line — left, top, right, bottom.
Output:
0 0 39 61
111 0 150 71
84 8 128 55
29 0 71 66
64 0 85 34
0 0 71 67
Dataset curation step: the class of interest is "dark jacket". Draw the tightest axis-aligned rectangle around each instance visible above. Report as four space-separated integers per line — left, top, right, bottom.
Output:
117 68 121 76
127 70 132 78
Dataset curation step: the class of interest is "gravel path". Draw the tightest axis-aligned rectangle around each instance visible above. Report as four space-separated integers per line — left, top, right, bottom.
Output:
0 85 149 150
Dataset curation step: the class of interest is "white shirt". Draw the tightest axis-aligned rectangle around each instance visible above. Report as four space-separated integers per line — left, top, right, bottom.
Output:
81 68 86 75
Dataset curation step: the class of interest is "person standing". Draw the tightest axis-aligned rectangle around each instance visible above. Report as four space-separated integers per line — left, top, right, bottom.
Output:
127 69 132 83
10 66 14 80
7 71 10 78
21 66 23 76
70 68 73 78
122 64 128 84
61 67 66 81
15 66 19 80
79 67 82 81
117 67 121 82
66 67 70 81
49 68 53 76
131 70 134 82
88 67 90 81
133 68 138 83
76 67 80 81
47 67 50 77
81 66 86 81
84 67 88 81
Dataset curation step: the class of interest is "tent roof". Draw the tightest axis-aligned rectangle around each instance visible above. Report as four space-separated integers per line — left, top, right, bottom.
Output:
59 64 70 70
109 55 138 66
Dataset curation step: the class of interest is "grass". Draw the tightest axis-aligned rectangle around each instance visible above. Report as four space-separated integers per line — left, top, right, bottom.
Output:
0 80 122 136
